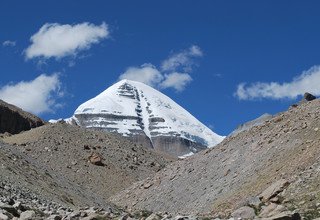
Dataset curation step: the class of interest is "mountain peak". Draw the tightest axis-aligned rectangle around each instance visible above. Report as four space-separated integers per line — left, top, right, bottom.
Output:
70 80 224 156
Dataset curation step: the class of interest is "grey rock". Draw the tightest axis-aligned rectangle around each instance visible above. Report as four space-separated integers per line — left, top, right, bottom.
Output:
231 206 256 220
259 204 286 218
0 212 9 220
259 179 289 202
46 215 62 220
264 211 301 220
19 210 36 220
170 216 198 220
0 203 19 217
145 213 162 220
81 213 104 220
247 196 262 209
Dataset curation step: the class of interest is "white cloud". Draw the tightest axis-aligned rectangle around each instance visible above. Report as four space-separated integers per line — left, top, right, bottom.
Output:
235 66 320 100
119 64 163 87
119 45 202 92
0 74 62 114
2 40 16 47
160 72 192 91
25 22 109 60
161 45 203 72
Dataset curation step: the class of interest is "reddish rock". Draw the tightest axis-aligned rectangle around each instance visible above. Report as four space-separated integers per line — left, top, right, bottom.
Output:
88 153 104 166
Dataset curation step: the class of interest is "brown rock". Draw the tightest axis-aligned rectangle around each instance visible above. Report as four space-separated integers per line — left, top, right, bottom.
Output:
260 204 286 218
143 182 153 189
88 153 104 166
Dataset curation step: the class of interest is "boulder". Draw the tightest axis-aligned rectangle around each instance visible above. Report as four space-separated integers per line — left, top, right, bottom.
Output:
19 210 36 220
88 153 104 166
0 203 19 217
81 213 101 220
259 204 286 218
265 211 301 220
145 213 162 220
259 179 289 202
46 215 62 220
0 212 9 220
303 92 316 101
231 206 256 220
247 196 262 209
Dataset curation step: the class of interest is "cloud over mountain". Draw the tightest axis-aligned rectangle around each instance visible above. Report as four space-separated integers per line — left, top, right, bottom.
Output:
119 45 202 91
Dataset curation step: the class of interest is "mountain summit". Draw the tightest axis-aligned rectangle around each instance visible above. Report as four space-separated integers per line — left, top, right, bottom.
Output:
68 79 224 156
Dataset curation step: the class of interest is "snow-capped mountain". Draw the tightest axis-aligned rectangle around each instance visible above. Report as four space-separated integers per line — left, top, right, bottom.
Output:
68 79 224 156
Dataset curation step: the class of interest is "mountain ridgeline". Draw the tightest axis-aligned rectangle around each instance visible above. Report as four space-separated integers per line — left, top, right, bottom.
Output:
67 80 224 157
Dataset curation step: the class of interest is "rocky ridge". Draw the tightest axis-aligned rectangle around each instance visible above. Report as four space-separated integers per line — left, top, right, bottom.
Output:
230 113 272 137
0 99 45 135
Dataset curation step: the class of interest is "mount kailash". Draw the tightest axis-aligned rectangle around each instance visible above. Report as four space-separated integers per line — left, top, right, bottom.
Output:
65 79 224 157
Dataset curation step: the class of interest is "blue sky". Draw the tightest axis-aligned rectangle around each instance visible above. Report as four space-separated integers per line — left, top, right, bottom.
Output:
1 1 320 135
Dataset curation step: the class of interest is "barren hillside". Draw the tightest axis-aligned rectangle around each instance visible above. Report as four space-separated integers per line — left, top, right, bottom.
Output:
111 99 320 218
1 122 174 209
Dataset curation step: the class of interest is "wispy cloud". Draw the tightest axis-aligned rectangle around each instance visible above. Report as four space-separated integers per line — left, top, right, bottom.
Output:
160 72 192 91
0 74 62 114
118 45 202 91
235 66 320 100
119 64 163 86
161 45 203 72
25 22 109 60
2 40 16 47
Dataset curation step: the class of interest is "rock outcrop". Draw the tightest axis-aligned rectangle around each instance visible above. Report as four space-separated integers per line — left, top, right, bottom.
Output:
0 100 45 134
303 92 316 101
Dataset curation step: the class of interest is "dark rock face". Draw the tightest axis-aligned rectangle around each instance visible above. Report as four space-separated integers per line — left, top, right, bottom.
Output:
0 100 45 134
303 92 316 101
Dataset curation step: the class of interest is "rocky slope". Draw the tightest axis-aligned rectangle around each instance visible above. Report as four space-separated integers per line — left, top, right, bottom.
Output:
230 113 272 136
111 99 320 219
1 122 174 211
0 99 45 135
67 79 224 157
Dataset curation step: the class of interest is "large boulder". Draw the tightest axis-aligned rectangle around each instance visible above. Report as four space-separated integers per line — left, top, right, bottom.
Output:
303 92 316 101
259 179 289 202
231 206 256 219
